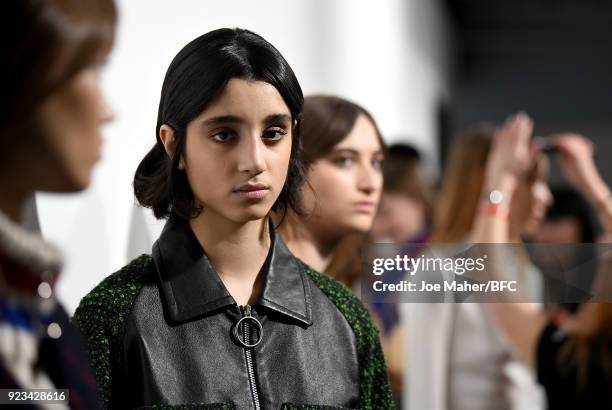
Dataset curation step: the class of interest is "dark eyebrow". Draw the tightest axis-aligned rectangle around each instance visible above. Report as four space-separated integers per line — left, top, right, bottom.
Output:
201 113 292 127
202 115 242 127
264 114 292 124
332 148 385 155
331 148 359 155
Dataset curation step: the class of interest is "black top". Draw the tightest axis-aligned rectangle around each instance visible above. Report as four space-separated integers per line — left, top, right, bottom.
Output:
537 322 612 409
75 217 395 409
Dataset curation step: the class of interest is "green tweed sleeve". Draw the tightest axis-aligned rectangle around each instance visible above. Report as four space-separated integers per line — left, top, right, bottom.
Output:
73 254 151 408
302 264 396 410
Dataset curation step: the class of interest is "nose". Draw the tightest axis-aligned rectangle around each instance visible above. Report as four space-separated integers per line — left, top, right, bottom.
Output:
541 184 554 208
237 133 266 175
357 162 381 195
100 94 114 124
532 183 553 216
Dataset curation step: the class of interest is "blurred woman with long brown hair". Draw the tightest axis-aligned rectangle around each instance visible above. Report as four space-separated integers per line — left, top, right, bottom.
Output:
369 143 434 402
472 122 612 408
0 0 116 408
277 95 386 286
404 114 551 410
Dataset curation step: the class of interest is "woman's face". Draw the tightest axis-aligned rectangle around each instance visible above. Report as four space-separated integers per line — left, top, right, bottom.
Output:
510 155 553 237
301 114 384 236
533 217 583 243
36 66 113 192
371 193 426 242
179 78 292 224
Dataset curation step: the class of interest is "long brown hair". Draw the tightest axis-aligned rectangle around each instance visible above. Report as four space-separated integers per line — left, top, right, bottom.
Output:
299 95 385 167
280 95 385 285
2 0 116 134
432 125 494 242
433 124 549 243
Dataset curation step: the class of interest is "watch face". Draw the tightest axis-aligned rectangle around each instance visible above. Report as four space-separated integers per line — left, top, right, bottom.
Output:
489 190 504 205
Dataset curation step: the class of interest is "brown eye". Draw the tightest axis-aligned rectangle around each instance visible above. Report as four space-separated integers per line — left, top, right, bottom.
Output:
263 127 286 141
211 130 234 142
372 158 383 170
333 157 353 167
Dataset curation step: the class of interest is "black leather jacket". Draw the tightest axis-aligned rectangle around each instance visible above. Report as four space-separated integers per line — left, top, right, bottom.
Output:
75 217 394 409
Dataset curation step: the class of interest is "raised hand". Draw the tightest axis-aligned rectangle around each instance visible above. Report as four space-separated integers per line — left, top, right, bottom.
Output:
552 133 612 235
484 112 535 197
552 133 609 204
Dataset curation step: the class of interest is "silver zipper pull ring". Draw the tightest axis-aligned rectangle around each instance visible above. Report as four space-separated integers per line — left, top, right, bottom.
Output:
233 305 263 348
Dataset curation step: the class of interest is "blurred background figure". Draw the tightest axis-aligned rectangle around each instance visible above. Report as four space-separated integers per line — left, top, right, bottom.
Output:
527 187 600 313
531 188 599 245
371 143 433 244
369 143 434 404
468 124 612 409
276 95 393 400
404 115 550 410
537 134 612 409
433 120 553 244
277 95 385 287
0 0 115 408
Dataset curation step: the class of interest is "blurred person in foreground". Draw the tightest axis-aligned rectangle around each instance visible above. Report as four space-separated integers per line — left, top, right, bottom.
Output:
403 114 551 410
369 143 434 401
0 0 116 408
471 123 612 408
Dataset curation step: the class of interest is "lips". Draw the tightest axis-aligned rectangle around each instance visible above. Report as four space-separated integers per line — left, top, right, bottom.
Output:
233 183 270 200
354 201 376 213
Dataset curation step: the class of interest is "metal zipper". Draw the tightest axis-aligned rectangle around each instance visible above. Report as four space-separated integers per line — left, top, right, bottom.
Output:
241 304 262 410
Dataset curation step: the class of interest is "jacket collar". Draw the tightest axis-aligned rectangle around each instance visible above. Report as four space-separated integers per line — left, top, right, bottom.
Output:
0 209 62 295
152 217 312 327
0 209 62 278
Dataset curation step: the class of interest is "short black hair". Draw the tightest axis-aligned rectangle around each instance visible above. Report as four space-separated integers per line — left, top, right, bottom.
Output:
133 28 306 219
546 187 599 242
387 143 421 162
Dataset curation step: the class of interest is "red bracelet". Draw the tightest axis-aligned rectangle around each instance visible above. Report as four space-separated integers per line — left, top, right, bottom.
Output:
479 202 509 220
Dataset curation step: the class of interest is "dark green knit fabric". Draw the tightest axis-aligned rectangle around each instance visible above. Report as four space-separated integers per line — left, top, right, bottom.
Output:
73 254 151 407
301 263 396 410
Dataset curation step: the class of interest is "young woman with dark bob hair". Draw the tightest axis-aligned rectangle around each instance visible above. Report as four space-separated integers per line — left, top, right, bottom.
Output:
75 28 394 409
1 1 115 408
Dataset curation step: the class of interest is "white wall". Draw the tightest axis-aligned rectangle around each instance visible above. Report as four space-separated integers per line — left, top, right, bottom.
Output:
37 0 451 313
